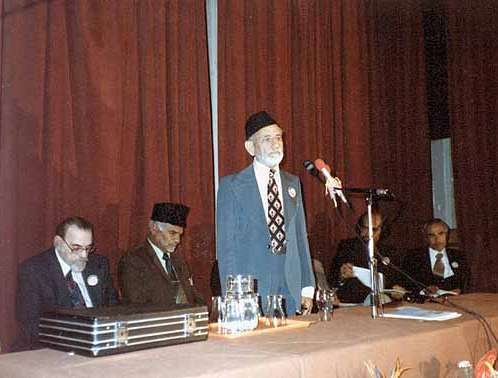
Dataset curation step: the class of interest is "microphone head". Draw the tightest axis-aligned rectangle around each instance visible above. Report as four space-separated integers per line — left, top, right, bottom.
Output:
303 160 319 176
381 256 391 266
374 189 396 200
314 158 327 171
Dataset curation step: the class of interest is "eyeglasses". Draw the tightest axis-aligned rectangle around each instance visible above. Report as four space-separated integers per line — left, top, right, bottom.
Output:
256 135 283 145
60 237 95 254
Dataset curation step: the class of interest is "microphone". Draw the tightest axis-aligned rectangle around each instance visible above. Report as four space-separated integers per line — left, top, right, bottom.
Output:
314 158 348 205
343 187 395 200
303 160 319 177
379 255 392 267
374 250 431 303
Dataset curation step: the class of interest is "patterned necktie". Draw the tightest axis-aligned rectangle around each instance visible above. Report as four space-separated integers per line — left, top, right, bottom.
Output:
433 252 445 277
267 169 286 254
162 253 178 282
66 272 86 308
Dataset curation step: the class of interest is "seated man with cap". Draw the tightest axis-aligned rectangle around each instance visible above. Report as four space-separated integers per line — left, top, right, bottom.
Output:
118 202 204 306
14 216 118 351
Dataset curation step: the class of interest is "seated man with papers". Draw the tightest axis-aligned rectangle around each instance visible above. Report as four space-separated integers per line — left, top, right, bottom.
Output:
401 218 470 296
329 210 404 304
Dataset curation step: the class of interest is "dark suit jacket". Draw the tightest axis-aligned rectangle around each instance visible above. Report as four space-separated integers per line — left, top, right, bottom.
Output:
401 247 470 293
216 165 315 315
329 238 400 303
15 248 118 351
118 241 204 306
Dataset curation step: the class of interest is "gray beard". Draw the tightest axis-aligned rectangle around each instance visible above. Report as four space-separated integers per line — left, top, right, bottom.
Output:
70 260 87 273
256 152 283 168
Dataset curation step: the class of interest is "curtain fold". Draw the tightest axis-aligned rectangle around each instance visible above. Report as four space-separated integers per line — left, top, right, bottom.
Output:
0 0 213 351
446 0 498 292
367 0 433 251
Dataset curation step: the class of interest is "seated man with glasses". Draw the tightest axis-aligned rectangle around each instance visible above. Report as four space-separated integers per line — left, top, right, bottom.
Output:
118 202 204 307
14 216 118 351
329 210 404 304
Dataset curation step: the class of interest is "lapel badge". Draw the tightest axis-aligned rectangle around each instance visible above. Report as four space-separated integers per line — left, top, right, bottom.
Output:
87 274 99 286
451 261 459 269
288 186 296 198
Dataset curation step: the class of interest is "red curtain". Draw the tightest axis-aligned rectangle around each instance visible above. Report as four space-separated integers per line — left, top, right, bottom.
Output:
0 0 213 351
367 0 433 251
446 0 498 292
218 0 432 271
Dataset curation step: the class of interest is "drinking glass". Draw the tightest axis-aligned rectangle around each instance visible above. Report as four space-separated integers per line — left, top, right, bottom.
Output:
210 296 224 333
316 289 336 321
241 293 259 331
224 295 242 334
265 294 286 327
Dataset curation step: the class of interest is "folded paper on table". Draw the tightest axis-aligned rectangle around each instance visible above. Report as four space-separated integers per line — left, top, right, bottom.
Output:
383 306 462 321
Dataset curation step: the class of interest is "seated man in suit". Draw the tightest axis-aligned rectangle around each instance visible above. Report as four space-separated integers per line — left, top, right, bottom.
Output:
401 218 470 295
329 210 404 303
14 216 118 351
118 202 204 306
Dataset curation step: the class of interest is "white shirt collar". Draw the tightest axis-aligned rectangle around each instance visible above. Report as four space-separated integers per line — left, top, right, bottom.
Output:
148 239 169 269
429 247 447 258
54 248 71 277
253 157 280 175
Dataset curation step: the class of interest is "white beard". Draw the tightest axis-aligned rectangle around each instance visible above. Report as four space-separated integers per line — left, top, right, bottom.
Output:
256 151 283 168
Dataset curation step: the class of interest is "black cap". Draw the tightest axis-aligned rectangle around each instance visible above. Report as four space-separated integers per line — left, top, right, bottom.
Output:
245 111 278 140
151 202 190 228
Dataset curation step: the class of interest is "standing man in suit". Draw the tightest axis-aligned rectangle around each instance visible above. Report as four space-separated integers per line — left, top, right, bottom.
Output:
401 218 470 294
217 111 335 316
118 202 204 306
14 216 118 351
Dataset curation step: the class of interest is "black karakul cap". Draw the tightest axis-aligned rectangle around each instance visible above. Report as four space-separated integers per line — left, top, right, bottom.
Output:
151 202 190 228
245 111 278 140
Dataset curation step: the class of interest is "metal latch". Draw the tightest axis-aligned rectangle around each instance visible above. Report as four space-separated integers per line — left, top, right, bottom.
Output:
116 322 129 345
186 314 197 335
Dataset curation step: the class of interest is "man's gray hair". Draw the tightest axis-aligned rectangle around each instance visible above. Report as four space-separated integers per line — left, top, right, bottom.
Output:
150 220 167 231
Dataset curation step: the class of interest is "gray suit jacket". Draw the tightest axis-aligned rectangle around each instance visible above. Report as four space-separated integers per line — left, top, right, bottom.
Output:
216 165 315 315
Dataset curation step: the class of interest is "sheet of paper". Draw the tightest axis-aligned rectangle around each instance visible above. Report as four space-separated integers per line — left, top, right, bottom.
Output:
352 266 384 290
383 306 462 321
419 289 459 297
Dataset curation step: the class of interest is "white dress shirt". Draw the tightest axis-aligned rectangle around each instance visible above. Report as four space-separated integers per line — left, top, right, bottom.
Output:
253 159 285 221
429 247 455 279
148 238 169 273
55 249 94 307
252 159 314 299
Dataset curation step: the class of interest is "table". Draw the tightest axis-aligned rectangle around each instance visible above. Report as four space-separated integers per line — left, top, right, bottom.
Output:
1 293 497 378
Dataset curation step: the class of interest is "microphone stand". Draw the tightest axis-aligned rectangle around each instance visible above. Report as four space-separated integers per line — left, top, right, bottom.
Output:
366 194 383 319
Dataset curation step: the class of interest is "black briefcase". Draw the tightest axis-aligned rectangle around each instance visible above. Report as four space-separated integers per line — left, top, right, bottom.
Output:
38 304 209 357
